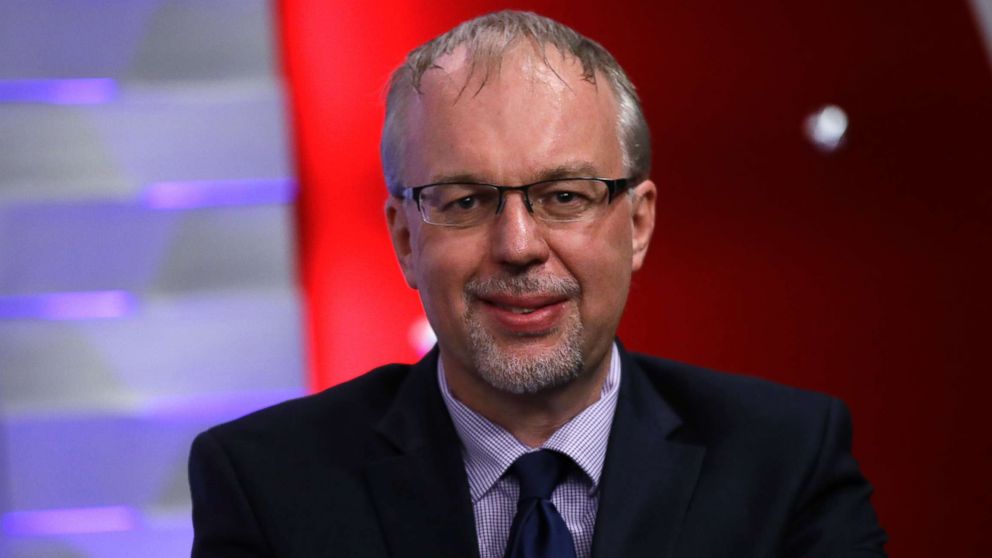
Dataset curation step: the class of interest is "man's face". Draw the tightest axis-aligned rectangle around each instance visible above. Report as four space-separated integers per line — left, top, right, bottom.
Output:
387 45 655 395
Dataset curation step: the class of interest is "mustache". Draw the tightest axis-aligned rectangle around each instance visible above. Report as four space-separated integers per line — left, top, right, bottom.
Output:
464 274 581 299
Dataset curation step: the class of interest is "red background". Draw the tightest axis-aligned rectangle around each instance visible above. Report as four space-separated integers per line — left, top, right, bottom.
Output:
278 1 992 556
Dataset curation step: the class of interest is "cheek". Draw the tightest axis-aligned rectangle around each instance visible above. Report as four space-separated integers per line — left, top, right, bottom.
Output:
555 219 634 310
558 215 633 268
413 247 451 310
412 233 482 315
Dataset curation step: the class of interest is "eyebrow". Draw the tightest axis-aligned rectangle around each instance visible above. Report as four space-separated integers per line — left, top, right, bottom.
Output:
426 161 603 186
537 162 602 181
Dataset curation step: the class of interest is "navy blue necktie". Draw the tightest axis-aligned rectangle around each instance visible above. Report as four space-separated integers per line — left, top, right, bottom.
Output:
502 450 578 558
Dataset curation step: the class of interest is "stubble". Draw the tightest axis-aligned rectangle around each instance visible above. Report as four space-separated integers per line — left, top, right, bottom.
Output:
462 274 584 394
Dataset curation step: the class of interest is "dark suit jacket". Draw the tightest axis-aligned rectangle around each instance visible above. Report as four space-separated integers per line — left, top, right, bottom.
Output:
189 346 886 557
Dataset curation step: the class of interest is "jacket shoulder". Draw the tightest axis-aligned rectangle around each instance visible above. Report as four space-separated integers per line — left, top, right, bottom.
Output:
628 352 839 442
196 362 413 467
624 353 887 554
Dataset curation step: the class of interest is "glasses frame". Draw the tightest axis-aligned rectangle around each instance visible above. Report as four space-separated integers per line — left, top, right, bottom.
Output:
402 177 633 227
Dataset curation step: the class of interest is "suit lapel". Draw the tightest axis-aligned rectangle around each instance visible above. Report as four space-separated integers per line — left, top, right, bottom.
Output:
364 349 480 558
590 348 706 558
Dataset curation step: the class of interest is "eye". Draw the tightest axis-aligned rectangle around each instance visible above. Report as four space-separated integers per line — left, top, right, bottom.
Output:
440 195 479 213
545 188 591 206
552 191 581 204
424 185 488 213
453 196 477 210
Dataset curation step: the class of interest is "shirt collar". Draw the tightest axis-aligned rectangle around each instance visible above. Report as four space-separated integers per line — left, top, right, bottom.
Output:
438 344 622 502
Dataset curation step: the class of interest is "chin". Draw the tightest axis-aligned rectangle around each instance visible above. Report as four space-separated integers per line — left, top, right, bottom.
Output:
466 314 586 395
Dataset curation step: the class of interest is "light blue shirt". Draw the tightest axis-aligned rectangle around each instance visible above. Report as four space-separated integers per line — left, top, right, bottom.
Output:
438 343 622 558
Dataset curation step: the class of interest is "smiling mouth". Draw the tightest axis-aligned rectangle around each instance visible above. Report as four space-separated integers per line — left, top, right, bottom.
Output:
480 294 568 312
492 302 539 314
464 275 580 334
472 294 571 336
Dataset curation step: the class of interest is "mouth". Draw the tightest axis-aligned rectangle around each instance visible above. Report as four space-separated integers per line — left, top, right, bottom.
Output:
474 294 571 335
495 304 538 314
464 274 581 336
483 295 566 312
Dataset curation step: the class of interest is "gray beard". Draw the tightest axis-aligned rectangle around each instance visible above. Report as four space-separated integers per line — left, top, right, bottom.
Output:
462 275 584 395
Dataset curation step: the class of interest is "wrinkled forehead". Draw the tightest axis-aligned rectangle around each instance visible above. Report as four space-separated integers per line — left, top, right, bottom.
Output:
394 42 624 186
416 42 610 112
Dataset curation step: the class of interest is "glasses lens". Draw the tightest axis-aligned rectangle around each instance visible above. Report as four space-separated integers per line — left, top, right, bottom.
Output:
530 179 609 222
419 184 499 226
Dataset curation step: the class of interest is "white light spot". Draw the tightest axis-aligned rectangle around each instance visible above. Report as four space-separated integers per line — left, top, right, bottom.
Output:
804 104 849 152
408 316 437 356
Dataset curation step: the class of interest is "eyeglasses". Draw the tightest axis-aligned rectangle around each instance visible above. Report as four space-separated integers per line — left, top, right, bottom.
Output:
403 177 632 228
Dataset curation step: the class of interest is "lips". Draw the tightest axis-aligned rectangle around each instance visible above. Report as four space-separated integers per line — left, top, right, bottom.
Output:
499 305 537 314
476 293 570 335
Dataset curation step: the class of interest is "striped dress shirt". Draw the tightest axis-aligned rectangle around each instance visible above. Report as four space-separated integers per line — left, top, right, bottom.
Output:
438 344 621 558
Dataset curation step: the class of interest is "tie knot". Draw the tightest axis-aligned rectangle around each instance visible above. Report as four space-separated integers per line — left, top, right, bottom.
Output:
510 450 569 500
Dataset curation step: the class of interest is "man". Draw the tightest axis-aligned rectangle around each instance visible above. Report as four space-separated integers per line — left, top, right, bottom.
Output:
189 11 886 558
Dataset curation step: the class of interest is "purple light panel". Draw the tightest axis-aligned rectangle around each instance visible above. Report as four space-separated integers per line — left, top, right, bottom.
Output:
0 291 136 320
146 387 307 422
0 79 118 104
1 506 140 536
141 178 297 210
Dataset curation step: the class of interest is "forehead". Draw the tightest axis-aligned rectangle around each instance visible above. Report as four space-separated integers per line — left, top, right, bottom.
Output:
398 43 623 184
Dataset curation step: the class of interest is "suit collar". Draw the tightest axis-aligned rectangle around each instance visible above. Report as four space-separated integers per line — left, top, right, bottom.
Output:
365 348 480 558
590 345 707 558
364 344 706 558
371 348 453 453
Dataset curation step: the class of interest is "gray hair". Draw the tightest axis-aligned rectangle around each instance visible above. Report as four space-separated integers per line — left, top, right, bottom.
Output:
381 10 651 196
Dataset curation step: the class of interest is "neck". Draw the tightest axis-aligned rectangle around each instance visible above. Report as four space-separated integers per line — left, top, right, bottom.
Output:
442 346 612 448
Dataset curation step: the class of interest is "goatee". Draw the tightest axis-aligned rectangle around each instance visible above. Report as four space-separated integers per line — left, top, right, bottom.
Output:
463 274 584 394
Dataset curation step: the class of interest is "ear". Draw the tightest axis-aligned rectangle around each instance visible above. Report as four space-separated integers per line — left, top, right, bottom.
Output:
629 179 657 272
385 197 419 289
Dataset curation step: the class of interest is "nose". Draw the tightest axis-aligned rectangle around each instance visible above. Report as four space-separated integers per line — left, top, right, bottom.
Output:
490 191 550 270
